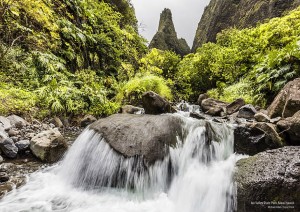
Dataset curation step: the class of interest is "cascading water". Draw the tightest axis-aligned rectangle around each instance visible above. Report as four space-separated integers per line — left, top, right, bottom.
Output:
0 113 241 212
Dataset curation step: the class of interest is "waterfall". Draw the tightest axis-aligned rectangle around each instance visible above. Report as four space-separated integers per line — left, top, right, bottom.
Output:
0 114 240 212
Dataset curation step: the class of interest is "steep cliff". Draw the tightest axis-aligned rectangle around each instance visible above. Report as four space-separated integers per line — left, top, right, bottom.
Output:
192 0 300 52
149 9 190 56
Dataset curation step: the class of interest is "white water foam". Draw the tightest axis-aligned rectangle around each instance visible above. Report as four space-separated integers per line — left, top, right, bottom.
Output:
0 115 241 212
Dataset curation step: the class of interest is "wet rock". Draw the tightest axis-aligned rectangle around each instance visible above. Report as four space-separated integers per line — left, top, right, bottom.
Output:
277 111 300 145
190 112 206 120
235 146 300 212
0 137 18 158
270 116 281 124
30 129 67 162
0 116 11 131
197 93 209 106
237 104 257 119
234 123 284 155
0 172 9 182
201 98 228 116
226 98 245 115
50 117 64 128
15 140 30 151
121 105 144 114
268 78 300 118
254 112 270 122
89 114 183 164
7 115 28 129
142 91 176 115
80 115 97 127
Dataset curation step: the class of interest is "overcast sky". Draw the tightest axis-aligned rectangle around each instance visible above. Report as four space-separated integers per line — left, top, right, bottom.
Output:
131 0 210 47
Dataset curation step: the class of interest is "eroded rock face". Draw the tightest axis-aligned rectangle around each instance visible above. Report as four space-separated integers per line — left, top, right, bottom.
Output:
30 129 67 162
268 78 300 118
235 146 300 212
142 91 176 115
192 0 300 51
89 114 183 164
0 137 18 159
234 123 284 155
201 98 228 116
149 8 190 56
277 110 300 145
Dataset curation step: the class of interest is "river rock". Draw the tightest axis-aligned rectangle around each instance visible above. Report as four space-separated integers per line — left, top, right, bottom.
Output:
0 172 9 182
226 98 245 115
7 115 28 129
277 110 300 145
268 78 300 118
15 140 30 151
197 93 209 105
80 115 97 127
30 129 67 162
0 116 11 131
235 146 300 212
50 117 64 128
121 105 144 114
89 114 183 164
201 98 228 116
254 112 270 122
0 137 18 158
142 91 176 115
237 104 257 119
8 129 19 137
234 123 284 155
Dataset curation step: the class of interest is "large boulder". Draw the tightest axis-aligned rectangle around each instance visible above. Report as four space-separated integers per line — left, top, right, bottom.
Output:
234 122 284 155
201 98 228 116
226 98 245 115
237 104 257 119
142 91 176 115
197 93 209 106
89 114 183 164
268 78 300 118
277 110 300 145
30 129 67 162
235 146 300 212
6 115 28 128
0 137 18 158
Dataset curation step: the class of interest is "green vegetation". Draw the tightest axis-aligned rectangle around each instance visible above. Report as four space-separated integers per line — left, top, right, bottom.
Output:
1 1 300 118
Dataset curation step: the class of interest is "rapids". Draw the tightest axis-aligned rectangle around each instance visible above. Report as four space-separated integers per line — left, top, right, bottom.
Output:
0 113 242 212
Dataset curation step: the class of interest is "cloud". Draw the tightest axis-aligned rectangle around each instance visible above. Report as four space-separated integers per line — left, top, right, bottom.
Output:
131 0 210 47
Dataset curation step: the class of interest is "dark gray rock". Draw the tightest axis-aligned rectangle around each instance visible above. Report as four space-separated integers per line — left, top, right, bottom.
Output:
142 91 176 115
268 78 300 118
89 114 183 164
237 104 257 119
234 123 284 155
0 172 9 182
80 115 97 127
277 110 300 145
235 146 300 212
201 98 228 116
190 112 206 120
226 98 245 115
0 137 18 158
197 93 209 106
15 140 30 151
254 112 270 122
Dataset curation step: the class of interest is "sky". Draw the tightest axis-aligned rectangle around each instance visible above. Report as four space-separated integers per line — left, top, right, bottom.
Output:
131 0 210 47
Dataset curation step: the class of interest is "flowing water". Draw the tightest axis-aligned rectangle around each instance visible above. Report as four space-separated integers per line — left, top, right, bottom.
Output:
0 113 241 212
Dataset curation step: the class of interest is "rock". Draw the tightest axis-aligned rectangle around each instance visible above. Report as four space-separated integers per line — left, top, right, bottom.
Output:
142 91 176 115
235 146 300 212
270 116 281 124
234 122 284 155
0 116 12 131
197 93 209 106
0 156 3 163
89 114 183 164
15 140 30 151
149 8 190 56
0 137 18 158
121 105 144 114
268 78 300 118
237 104 257 119
30 129 67 163
201 98 228 116
277 111 300 145
25 133 36 139
8 129 19 137
50 117 64 128
7 115 28 129
254 112 270 122
190 112 206 120
226 98 245 115
10 136 18 142
80 115 97 127
0 172 9 182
